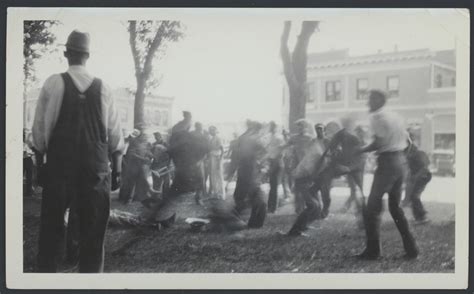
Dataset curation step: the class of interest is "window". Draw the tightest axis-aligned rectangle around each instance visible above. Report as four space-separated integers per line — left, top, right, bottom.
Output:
386 76 399 98
153 110 161 125
451 77 456 87
306 82 316 103
434 133 455 151
435 74 443 88
356 78 369 100
325 80 342 102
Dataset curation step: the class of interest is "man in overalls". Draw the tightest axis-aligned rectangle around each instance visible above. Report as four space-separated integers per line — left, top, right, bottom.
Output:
32 30 124 272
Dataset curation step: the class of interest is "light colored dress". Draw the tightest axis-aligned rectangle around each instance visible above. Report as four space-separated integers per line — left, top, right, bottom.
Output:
208 135 225 199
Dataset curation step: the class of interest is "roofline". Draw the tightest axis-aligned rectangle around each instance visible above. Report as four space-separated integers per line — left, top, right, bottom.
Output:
306 48 456 70
431 61 456 71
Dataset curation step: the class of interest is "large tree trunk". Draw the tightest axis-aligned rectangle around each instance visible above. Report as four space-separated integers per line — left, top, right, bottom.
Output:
129 20 167 129
134 77 146 127
280 21 318 133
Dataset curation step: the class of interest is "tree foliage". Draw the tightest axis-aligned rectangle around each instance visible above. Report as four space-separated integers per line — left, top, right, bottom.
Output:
128 20 184 127
23 20 59 90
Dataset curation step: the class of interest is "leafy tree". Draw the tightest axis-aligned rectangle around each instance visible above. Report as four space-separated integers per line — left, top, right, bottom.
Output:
23 20 59 125
280 21 319 133
128 20 184 127
23 20 59 92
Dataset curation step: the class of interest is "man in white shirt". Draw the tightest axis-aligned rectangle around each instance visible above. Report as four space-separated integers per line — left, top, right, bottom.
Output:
357 89 418 260
32 30 124 272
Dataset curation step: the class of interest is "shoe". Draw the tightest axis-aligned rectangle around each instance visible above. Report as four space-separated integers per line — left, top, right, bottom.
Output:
321 210 329 219
403 251 419 260
159 213 176 228
355 250 381 260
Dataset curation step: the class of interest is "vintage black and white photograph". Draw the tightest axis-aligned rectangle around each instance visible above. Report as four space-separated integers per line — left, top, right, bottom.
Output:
5 7 469 289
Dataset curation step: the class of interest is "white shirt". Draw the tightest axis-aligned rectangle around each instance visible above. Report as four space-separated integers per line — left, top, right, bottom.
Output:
369 108 408 153
32 65 125 154
265 133 284 160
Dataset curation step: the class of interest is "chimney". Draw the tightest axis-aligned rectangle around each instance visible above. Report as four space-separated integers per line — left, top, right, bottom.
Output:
394 44 398 52
377 49 382 54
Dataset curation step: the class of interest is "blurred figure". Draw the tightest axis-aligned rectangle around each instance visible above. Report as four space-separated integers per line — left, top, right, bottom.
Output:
357 89 418 260
190 122 209 205
317 116 366 219
314 123 330 149
150 131 171 199
265 121 284 213
342 124 369 213
227 121 268 228
208 126 225 199
403 142 431 224
119 126 154 205
286 119 314 214
23 128 34 197
280 129 294 201
171 111 192 138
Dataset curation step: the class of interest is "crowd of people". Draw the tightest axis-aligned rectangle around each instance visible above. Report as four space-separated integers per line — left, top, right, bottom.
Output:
24 30 434 273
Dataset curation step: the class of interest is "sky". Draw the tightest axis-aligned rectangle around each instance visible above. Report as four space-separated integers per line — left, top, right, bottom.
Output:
32 8 468 125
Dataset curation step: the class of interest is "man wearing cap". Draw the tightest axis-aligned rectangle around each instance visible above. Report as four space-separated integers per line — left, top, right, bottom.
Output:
32 30 124 272
357 89 419 260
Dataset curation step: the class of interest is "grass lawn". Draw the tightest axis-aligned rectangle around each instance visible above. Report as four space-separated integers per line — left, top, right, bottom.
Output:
23 188 455 273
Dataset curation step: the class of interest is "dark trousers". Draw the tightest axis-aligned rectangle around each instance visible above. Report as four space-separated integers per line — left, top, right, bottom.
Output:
319 166 364 218
23 157 34 197
293 179 307 214
267 159 281 213
194 160 206 202
119 155 151 203
37 165 110 273
152 171 170 196
289 177 322 234
405 169 431 220
364 152 418 256
233 171 267 228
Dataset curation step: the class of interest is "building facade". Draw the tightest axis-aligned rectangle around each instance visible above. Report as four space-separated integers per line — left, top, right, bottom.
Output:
24 87 174 134
282 48 456 161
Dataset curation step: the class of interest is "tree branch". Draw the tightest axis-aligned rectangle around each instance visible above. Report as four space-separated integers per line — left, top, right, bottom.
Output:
280 21 297 88
128 21 142 80
292 21 319 84
142 21 167 81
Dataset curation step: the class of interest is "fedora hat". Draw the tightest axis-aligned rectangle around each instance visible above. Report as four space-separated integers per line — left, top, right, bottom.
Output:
64 30 90 53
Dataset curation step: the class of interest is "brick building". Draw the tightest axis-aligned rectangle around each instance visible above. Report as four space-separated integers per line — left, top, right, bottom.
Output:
282 48 456 170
